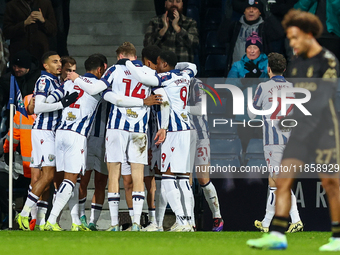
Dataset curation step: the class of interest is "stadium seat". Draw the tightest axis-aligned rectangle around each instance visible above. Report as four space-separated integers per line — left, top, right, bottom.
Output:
208 118 239 139
246 158 267 168
210 138 242 160
204 54 227 77
204 8 222 32
205 31 226 56
186 6 200 29
244 138 264 162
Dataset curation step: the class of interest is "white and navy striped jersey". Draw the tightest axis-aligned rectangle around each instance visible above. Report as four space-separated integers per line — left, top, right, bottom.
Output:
56 73 101 137
89 101 111 138
188 78 209 139
104 60 152 133
156 68 194 132
252 76 294 145
33 71 62 130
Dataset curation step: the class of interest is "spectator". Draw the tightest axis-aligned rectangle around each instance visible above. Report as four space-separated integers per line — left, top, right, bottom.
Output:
0 50 40 133
144 0 199 63
154 0 188 16
226 32 268 150
218 0 282 76
49 0 70 57
294 0 340 62
3 0 57 63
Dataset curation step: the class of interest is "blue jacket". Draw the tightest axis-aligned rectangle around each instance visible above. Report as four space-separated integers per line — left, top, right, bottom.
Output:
226 53 269 121
294 0 340 37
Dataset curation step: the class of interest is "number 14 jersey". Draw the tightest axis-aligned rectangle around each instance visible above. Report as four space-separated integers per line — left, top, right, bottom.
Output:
104 60 152 133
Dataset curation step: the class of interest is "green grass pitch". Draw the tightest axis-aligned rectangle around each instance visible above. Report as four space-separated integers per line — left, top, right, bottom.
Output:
0 231 332 255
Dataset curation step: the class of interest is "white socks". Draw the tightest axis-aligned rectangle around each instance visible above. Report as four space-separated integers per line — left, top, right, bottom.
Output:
289 190 301 224
36 200 48 226
21 192 39 217
79 197 86 218
178 176 194 226
262 187 276 228
48 180 75 225
108 193 120 226
132 191 145 225
89 203 103 224
201 181 221 218
162 175 187 226
155 176 167 228
69 180 81 225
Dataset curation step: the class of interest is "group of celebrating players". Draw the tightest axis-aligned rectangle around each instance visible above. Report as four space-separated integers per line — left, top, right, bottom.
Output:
14 40 223 233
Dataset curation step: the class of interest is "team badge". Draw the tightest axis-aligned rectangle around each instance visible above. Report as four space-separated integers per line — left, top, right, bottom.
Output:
306 66 313 78
40 139 44 144
66 111 76 121
38 78 46 91
48 154 55 162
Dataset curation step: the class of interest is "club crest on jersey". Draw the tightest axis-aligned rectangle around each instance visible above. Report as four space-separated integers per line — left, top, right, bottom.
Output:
171 147 175 152
40 139 44 144
66 111 76 121
126 109 138 118
180 113 188 121
48 154 55 162
38 78 46 91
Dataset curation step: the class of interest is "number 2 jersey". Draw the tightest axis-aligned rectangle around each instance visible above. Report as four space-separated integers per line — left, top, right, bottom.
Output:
55 73 101 137
252 76 294 145
156 68 195 132
102 60 152 133
32 71 62 130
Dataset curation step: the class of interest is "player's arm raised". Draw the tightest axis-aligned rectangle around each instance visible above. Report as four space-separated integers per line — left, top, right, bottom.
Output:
67 71 108 95
125 60 160 86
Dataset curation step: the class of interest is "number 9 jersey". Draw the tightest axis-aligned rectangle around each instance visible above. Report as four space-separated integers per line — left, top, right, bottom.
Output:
156 69 193 132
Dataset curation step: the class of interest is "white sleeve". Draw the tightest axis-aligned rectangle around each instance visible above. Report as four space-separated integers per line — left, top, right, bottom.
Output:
34 94 63 114
125 61 160 86
175 62 197 76
187 102 202 116
74 77 108 95
102 90 143 107
154 88 170 129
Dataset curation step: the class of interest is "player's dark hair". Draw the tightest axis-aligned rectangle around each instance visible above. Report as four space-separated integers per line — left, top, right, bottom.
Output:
282 9 323 38
142 45 161 65
116 42 136 57
89 53 108 64
41 51 59 64
61 56 76 67
84 56 104 71
159 50 177 69
268 53 286 75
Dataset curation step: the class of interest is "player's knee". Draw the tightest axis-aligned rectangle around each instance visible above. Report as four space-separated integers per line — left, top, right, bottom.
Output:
275 178 291 191
95 177 108 190
321 178 339 197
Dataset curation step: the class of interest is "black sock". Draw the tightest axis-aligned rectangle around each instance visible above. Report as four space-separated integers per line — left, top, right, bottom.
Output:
332 222 340 238
270 216 289 234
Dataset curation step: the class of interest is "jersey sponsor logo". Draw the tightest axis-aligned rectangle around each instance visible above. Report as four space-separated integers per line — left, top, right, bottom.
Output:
66 112 76 121
48 154 55 162
126 109 138 118
124 70 131 76
181 113 188 121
